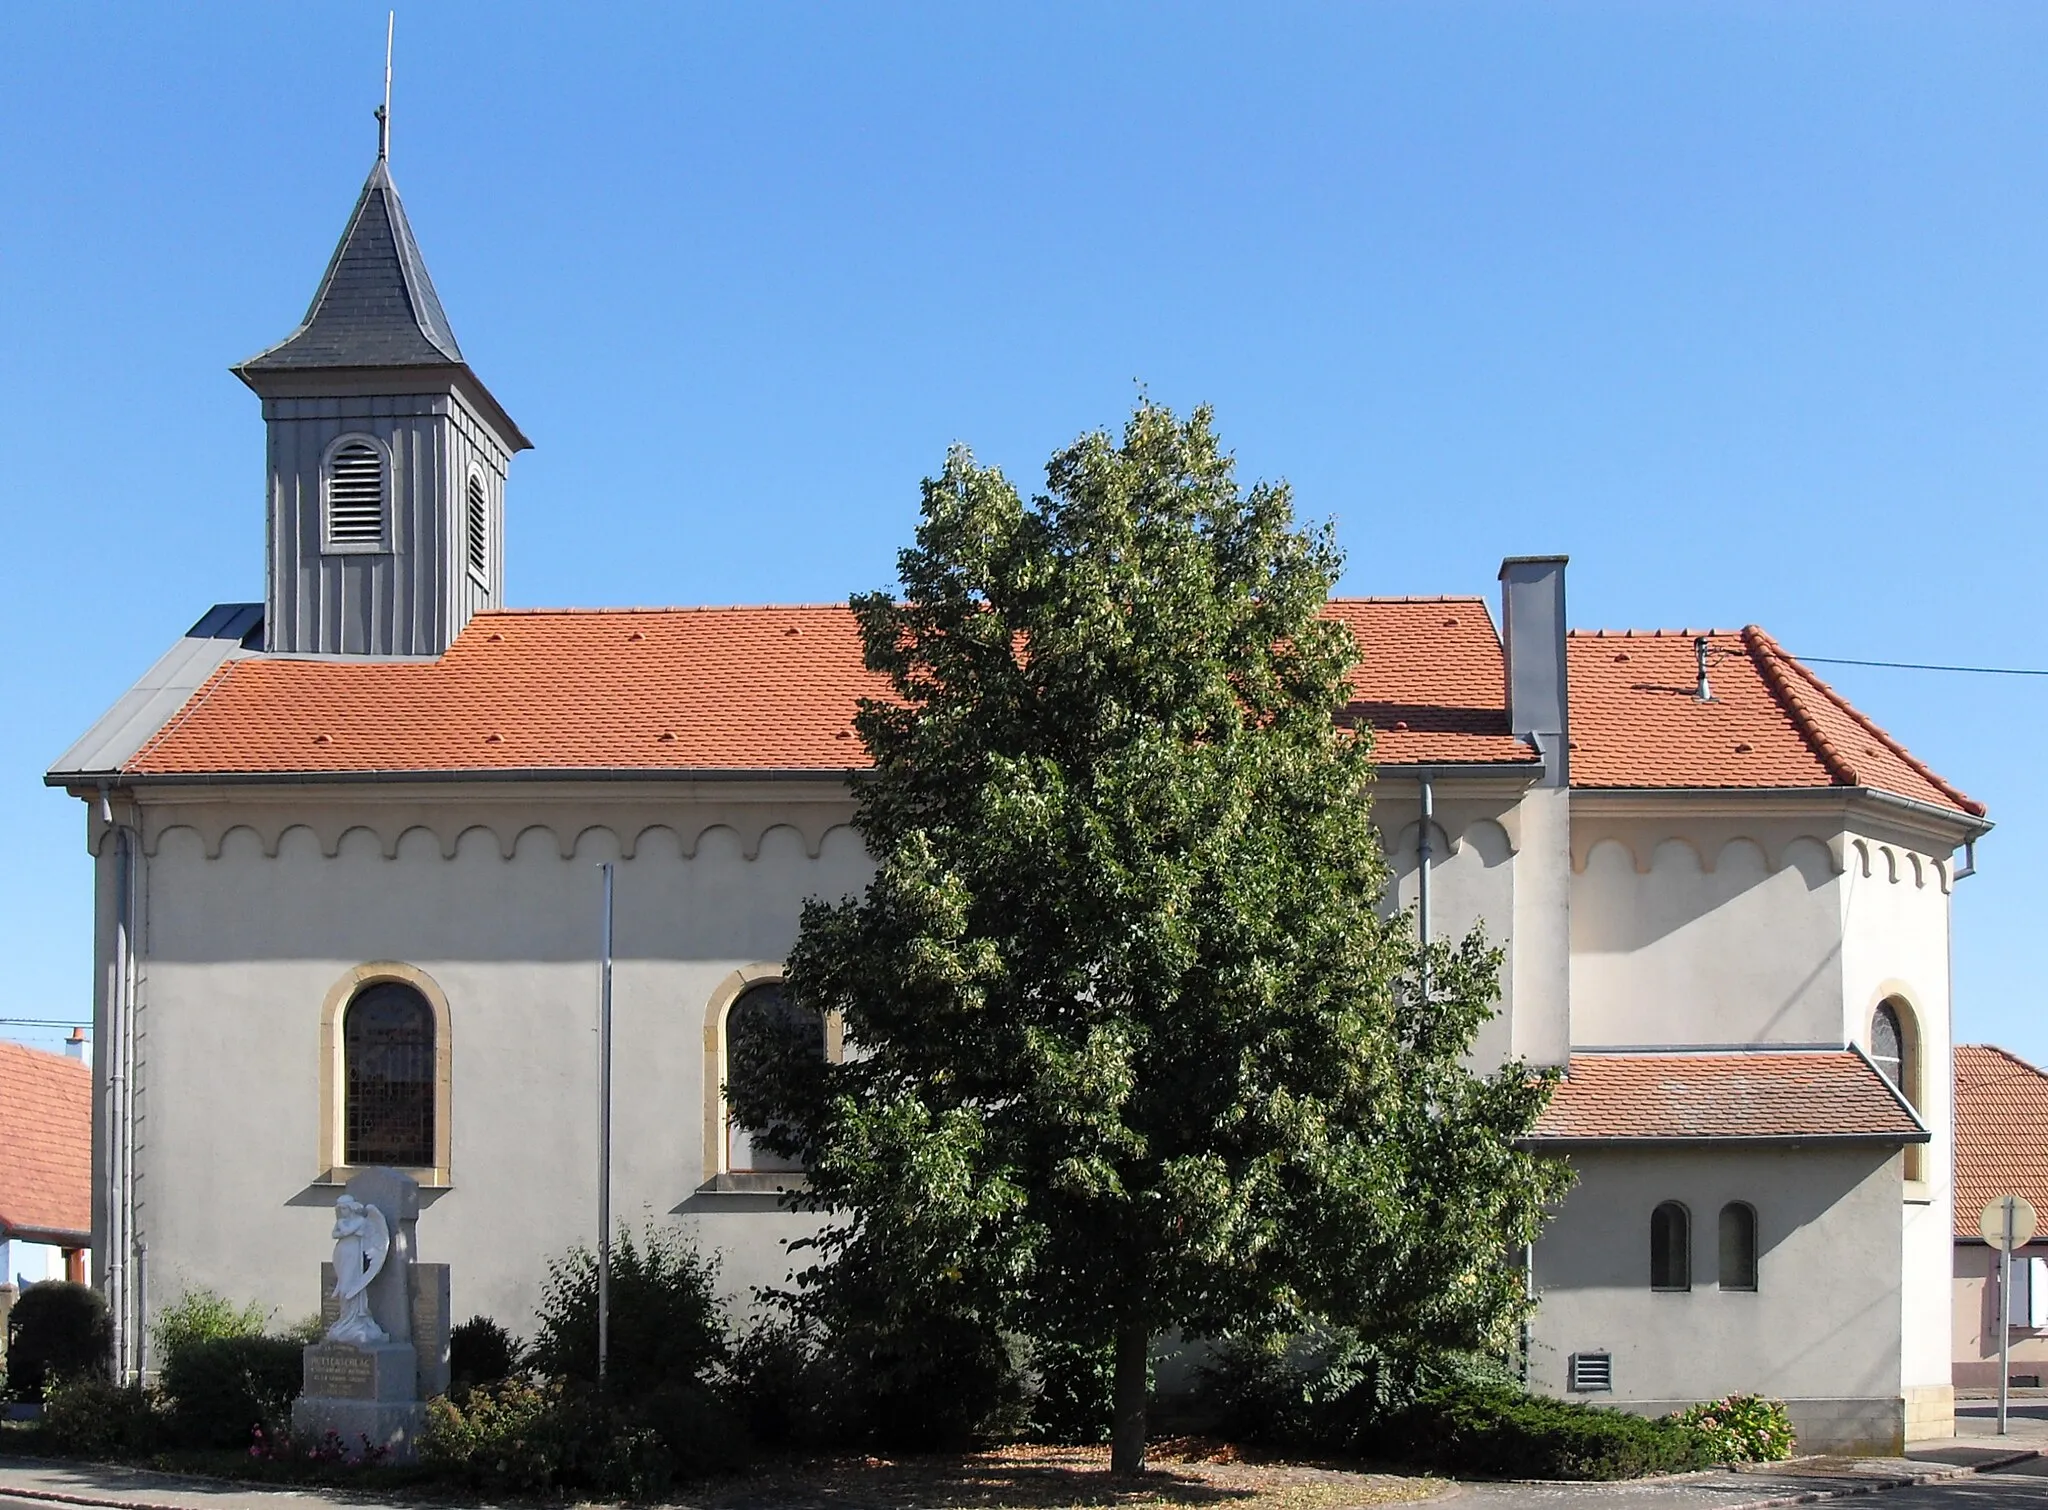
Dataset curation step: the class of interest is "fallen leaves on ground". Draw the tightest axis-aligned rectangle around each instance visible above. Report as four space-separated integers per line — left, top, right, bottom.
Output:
648 1438 1444 1510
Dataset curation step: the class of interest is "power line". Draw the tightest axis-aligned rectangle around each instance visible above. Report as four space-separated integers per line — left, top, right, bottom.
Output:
1798 655 2048 678
0 1018 88 1029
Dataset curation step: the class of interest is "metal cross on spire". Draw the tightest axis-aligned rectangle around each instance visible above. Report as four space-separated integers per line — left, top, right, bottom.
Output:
375 12 394 160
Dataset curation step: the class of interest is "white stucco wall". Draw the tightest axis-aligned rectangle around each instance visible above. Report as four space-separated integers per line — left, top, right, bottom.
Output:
1530 1145 1904 1448
1839 827 1955 1405
1570 830 1844 1048
111 785 871 1350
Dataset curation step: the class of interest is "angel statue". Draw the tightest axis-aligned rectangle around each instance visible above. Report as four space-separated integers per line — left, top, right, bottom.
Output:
325 1194 391 1345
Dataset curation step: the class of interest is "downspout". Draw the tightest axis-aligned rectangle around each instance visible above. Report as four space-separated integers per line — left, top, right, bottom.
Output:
1416 774 1434 1003
100 784 131 1383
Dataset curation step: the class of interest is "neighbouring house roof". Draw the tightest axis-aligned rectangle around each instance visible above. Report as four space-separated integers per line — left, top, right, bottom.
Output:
1954 1044 2048 1239
1525 1049 1928 1146
0 1042 92 1248
52 599 1978 824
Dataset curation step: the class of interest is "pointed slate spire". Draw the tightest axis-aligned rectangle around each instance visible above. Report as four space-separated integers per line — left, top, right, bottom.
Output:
239 157 465 371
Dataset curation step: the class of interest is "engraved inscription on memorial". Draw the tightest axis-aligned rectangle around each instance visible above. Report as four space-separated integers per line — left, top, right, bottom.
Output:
306 1349 378 1401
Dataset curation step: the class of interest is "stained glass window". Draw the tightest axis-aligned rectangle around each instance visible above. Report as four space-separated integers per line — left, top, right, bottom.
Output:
344 981 435 1168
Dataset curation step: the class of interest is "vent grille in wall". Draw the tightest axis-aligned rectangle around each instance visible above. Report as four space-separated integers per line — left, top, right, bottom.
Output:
466 475 488 579
1567 1352 1612 1392
328 442 385 544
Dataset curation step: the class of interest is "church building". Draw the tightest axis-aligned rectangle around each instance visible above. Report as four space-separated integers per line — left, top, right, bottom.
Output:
49 143 1985 1454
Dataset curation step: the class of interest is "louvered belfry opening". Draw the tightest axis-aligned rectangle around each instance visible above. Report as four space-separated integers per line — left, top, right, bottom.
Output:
344 981 435 1168
327 440 385 544
466 474 488 580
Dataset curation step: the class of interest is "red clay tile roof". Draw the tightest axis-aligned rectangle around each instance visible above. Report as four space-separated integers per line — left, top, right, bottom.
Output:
1326 598 1532 767
1568 627 1982 817
1527 1050 1927 1144
110 601 1976 818
0 1041 91 1246
1954 1045 2048 1238
122 600 1537 777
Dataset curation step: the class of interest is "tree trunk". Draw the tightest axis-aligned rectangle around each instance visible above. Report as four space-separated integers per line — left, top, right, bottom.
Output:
1109 1316 1149 1475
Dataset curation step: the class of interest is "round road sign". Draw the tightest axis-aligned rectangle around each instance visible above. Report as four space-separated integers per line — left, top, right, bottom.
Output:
1981 1196 2038 1251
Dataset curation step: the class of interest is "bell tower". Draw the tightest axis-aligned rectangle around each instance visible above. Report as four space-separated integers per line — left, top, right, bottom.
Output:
234 146 530 657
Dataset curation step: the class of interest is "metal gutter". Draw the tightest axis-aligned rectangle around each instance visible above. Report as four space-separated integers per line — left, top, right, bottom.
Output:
1520 1130 1931 1149
1571 783 1992 839
49 766 868 791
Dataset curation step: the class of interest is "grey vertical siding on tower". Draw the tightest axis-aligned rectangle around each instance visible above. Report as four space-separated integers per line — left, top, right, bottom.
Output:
263 391 510 657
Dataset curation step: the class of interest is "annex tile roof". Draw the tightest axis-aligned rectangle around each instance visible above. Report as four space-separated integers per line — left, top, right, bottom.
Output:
1526 1049 1928 1145
236 157 462 373
1954 1044 2048 1239
0 1042 92 1247
1568 627 1981 817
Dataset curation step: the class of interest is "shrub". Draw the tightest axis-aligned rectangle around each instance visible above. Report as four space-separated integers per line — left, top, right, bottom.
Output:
529 1225 726 1399
448 1315 522 1400
150 1289 267 1361
1662 1394 1794 1463
420 1377 675 1499
40 1373 163 1457
1025 1337 1115 1445
1360 1383 1722 1480
1200 1327 1516 1450
8 1283 111 1400
158 1334 304 1448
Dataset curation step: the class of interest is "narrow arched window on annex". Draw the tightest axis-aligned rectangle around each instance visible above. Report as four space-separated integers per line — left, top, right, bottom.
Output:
1650 1201 1691 1292
1718 1202 1758 1292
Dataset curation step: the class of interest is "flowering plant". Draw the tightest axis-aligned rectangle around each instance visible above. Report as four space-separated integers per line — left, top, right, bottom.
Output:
248 1423 391 1467
1662 1394 1794 1463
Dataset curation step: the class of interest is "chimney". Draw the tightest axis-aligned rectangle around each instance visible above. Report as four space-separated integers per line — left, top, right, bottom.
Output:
65 1028 86 1061
1498 556 1570 787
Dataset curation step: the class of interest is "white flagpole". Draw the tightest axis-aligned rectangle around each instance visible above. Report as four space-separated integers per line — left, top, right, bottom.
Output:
597 861 614 1381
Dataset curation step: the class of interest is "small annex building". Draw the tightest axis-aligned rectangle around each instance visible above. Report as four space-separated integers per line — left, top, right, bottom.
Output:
49 142 1989 1454
1952 1045 2048 1390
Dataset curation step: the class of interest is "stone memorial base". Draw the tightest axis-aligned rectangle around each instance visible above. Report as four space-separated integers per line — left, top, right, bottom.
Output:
292 1341 424 1461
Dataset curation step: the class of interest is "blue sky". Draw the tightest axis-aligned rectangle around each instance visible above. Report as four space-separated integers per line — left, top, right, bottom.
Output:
4 4 2044 1058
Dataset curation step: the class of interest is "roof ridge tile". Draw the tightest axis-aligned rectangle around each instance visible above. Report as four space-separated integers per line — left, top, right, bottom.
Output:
1745 626 1985 817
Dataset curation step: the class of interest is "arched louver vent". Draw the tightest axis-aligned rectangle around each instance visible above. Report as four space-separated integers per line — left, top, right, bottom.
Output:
327 441 385 544
465 474 488 580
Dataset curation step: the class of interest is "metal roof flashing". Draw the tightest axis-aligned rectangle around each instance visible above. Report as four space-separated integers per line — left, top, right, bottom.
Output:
46 604 263 782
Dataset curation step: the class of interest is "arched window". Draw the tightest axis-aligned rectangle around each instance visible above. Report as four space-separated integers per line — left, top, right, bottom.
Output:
1718 1202 1758 1291
324 438 387 549
1650 1201 1691 1291
723 981 825 1173
465 473 488 583
343 981 435 1168
1871 1003 1904 1090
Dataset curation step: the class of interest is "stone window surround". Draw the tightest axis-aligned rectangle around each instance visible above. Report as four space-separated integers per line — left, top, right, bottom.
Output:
318 961 453 1188
700 963 843 1192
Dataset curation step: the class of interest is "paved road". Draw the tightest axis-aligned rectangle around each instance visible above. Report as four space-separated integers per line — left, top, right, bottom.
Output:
1836 1456 2048 1507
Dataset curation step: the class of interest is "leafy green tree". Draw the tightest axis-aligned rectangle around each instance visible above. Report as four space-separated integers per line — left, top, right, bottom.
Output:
736 401 1566 1472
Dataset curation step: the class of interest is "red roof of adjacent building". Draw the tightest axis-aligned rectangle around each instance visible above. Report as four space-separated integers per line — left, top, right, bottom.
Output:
109 599 1978 819
0 1041 91 1247
1954 1045 2048 1239
1527 1050 1927 1145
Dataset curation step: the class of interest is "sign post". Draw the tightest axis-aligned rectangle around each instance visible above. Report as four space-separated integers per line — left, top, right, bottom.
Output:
1981 1196 2038 1436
